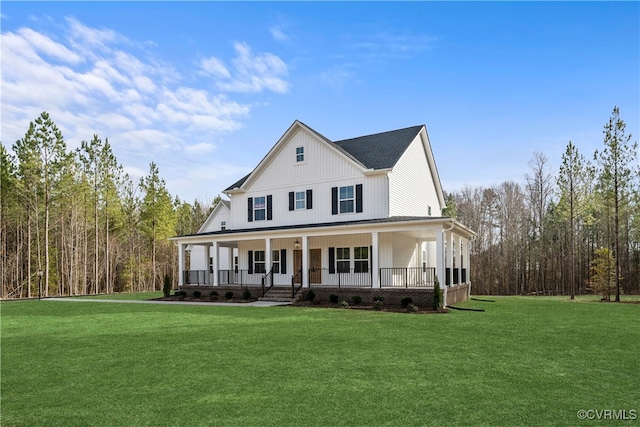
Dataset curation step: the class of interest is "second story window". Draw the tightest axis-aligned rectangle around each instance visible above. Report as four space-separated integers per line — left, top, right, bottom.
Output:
221 221 226 231
339 186 354 213
295 191 306 210
254 196 266 221
296 146 304 162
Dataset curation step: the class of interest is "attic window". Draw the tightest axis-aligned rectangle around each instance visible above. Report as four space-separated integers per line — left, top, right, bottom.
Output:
221 221 226 231
296 146 304 162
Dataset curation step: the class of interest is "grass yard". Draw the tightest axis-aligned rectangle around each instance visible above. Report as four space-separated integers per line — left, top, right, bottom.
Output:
1 296 638 426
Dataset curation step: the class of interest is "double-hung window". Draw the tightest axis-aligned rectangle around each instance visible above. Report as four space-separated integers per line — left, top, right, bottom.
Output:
254 196 266 221
295 191 306 210
339 186 354 213
296 146 304 162
272 250 280 273
354 247 369 273
336 247 350 273
254 251 266 274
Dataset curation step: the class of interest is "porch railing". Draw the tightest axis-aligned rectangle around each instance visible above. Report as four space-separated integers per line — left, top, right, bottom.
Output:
183 266 459 289
309 268 372 288
380 267 436 288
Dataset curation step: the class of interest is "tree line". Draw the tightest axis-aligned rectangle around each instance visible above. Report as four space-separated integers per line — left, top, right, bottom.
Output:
447 107 639 299
1 111 218 298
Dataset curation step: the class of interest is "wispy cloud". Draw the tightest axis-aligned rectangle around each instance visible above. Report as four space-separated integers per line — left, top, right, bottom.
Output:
270 25 290 42
200 42 289 94
1 18 290 201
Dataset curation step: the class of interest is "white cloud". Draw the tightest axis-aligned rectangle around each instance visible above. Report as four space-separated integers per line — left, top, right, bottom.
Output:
209 42 290 94
269 25 290 42
200 56 230 79
185 142 216 154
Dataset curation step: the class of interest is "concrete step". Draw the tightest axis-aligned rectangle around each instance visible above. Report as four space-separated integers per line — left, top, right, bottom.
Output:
259 287 300 303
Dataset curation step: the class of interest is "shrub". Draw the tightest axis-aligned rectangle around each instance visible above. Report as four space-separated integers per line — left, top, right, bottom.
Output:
329 294 339 304
305 290 316 302
192 290 202 299
401 297 413 308
351 295 362 305
225 291 234 300
163 275 172 298
433 279 443 310
209 290 219 299
313 297 321 305
242 288 251 300
372 294 384 302
174 290 186 298
340 300 349 308
407 303 419 313
373 300 383 311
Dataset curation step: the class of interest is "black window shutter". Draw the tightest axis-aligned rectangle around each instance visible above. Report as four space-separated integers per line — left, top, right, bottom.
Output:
331 187 338 215
329 247 335 274
267 195 273 220
248 198 253 222
306 189 313 209
281 249 287 274
288 192 294 211
356 184 363 213
248 250 254 274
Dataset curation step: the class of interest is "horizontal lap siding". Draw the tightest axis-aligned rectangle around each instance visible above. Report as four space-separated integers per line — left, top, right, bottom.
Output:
389 135 441 217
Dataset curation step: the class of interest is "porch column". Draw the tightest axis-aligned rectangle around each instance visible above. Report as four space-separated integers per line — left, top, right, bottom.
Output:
265 238 272 275
178 243 185 287
302 236 309 288
455 234 461 285
436 231 445 288
371 232 379 288
204 244 211 285
212 241 219 286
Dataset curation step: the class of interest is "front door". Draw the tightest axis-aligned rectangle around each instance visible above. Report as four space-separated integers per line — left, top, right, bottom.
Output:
293 249 322 284
309 249 321 284
293 250 302 284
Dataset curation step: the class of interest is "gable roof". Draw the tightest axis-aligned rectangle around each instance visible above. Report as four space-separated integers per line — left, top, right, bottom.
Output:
223 121 429 194
195 199 231 234
333 125 424 170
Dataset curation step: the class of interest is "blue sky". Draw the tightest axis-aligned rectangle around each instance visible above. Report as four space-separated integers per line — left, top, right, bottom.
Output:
2 2 638 203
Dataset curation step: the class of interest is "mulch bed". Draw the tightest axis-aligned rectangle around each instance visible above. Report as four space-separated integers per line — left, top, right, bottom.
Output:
291 300 449 314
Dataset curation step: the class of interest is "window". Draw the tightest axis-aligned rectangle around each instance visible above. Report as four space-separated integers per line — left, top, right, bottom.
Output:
336 247 350 273
254 250 266 274
354 247 369 273
221 221 226 231
295 191 306 210
296 146 304 162
254 196 266 221
339 186 354 213
428 206 432 216
272 250 280 273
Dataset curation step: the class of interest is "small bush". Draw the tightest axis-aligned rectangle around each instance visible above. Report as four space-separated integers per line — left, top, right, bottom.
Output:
192 290 202 299
209 290 219 299
373 300 383 311
401 297 413 308
313 297 321 305
329 294 339 304
174 290 186 298
340 300 349 308
163 275 172 298
372 294 384 302
242 288 251 300
407 303 419 313
433 280 443 310
351 295 362 305
305 290 316 302
225 291 234 300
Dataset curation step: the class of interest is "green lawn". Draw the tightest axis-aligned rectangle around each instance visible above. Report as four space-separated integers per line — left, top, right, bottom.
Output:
1 296 638 426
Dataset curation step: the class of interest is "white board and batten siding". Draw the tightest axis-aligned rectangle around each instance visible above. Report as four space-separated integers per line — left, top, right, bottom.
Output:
388 134 442 217
230 128 389 229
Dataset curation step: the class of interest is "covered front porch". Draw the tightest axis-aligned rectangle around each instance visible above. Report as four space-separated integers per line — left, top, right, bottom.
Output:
172 217 474 305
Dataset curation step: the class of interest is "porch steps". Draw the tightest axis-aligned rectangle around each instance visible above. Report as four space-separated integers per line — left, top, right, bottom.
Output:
259 287 299 303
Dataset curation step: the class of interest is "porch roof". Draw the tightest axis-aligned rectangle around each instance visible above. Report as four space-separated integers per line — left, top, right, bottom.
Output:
170 216 475 243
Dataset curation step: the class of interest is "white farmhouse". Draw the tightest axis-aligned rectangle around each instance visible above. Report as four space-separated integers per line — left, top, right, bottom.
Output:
171 120 475 306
